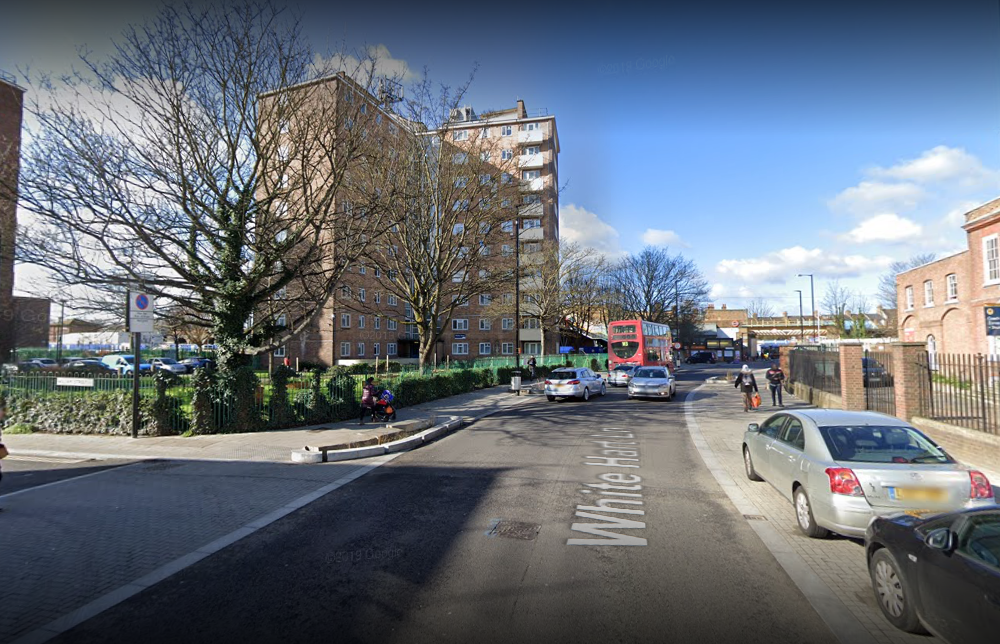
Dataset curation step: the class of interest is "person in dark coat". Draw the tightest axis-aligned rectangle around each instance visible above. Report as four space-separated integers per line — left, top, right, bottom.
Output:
359 377 378 424
734 364 759 412
765 362 786 407
0 400 7 510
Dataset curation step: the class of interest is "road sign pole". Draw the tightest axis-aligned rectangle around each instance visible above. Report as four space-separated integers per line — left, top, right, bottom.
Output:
132 332 141 439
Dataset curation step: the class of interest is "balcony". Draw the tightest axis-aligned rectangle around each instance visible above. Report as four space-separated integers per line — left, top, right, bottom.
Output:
518 328 542 342
518 153 544 169
518 202 543 218
520 176 546 192
518 226 544 241
517 129 544 145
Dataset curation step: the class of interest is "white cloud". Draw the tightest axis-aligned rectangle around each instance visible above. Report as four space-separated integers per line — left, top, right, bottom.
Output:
869 145 996 186
641 228 686 247
842 214 923 244
709 283 754 300
559 203 623 257
828 181 925 215
716 246 894 284
943 200 983 227
316 44 417 84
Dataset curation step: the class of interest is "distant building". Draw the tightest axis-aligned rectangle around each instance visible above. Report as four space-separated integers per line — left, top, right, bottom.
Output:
897 196 1000 355
10 296 51 351
0 72 25 362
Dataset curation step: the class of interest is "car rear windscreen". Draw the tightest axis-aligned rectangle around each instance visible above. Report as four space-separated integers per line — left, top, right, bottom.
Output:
818 425 954 464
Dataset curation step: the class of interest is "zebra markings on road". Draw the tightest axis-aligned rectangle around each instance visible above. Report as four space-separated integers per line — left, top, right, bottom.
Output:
567 427 647 547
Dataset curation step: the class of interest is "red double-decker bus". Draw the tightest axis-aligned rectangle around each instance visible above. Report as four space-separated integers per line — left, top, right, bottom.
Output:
608 319 674 372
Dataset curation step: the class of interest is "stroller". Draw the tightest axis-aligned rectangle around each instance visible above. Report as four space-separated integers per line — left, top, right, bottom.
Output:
372 389 397 422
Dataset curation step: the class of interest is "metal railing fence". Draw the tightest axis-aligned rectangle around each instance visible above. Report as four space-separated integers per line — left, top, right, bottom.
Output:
917 352 1000 435
787 346 841 397
863 349 895 416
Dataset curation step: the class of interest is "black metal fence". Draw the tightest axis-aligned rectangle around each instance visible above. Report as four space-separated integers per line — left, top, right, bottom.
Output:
863 349 895 416
917 352 1000 435
788 346 841 397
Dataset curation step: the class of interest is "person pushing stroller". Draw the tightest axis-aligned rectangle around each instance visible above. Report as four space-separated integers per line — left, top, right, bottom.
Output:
734 364 759 413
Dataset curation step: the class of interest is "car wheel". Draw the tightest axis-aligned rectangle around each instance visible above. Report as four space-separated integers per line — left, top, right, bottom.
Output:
869 548 926 634
793 488 829 538
547 395 556 402
743 446 763 481
600 383 607 396
582 387 590 401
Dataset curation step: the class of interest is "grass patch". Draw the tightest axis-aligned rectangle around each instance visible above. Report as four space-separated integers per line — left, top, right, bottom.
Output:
4 422 36 434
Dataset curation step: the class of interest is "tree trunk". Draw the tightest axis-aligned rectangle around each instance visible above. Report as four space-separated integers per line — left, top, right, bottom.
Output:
540 321 546 359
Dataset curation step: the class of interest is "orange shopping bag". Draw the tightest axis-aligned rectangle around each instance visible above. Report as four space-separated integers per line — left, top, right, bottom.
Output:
751 392 761 409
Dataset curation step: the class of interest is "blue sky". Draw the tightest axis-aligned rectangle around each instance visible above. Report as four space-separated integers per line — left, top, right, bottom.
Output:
2 0 999 315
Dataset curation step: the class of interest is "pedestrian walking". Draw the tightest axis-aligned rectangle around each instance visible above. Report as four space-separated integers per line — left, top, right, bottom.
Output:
0 400 7 510
765 362 786 407
527 356 537 381
359 377 378 425
734 364 759 413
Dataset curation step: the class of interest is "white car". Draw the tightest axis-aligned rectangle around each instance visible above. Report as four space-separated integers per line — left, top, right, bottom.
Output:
627 366 676 401
608 365 637 387
545 367 606 401
150 357 188 374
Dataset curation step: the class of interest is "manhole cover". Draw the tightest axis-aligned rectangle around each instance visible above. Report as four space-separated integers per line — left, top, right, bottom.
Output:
743 514 768 521
485 519 541 540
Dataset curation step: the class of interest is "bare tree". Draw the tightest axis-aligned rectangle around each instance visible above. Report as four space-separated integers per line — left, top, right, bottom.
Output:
822 279 851 338
877 253 936 309
849 291 870 339
5 1 392 371
356 72 523 370
746 297 775 320
563 250 608 340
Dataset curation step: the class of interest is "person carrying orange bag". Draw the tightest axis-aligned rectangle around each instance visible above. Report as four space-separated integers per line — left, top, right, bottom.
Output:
734 364 759 413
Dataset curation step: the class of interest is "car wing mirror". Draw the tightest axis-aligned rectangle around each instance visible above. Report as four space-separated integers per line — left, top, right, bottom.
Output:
747 423 760 432
924 528 956 552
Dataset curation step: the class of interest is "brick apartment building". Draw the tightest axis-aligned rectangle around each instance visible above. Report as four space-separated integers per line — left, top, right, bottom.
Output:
1 74 24 361
268 74 559 367
897 196 1000 355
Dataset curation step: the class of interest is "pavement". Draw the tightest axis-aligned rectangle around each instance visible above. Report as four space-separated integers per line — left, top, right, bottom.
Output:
1 384 537 463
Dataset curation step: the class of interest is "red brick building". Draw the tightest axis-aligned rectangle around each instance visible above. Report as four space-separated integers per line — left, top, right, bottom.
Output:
0 74 25 362
897 196 1000 355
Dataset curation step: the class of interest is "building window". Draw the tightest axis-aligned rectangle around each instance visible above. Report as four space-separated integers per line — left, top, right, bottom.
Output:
453 130 468 141
374 316 381 330
522 170 541 180
373 343 380 356
502 318 514 330
479 294 492 306
374 292 382 304
374 266 381 278
341 285 351 298
388 319 398 331
453 270 466 283
522 122 540 131
388 294 398 306
274 345 286 357
452 343 469 355
275 314 286 328
523 194 541 204
340 342 351 357
479 342 492 355
452 152 468 164
501 244 513 257
524 146 540 155
480 126 490 138
501 172 513 184
522 218 541 229
905 286 914 310
524 342 540 355
522 317 540 329
453 223 465 235
453 318 469 331
502 342 514 355
358 264 366 275
946 274 958 301
455 176 468 188
405 303 413 319
359 315 366 329
501 220 514 233
501 149 513 160
341 313 351 328
479 319 492 331
501 125 512 136
358 288 366 302
502 293 514 305
387 343 397 355
986 235 1000 284
924 280 934 307
357 343 365 356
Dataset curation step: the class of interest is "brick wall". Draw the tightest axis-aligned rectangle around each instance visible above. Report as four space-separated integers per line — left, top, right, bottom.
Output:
0 79 24 363
839 342 865 410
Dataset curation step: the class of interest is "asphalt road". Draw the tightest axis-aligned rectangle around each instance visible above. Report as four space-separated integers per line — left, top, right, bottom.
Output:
0 454 135 495
54 365 839 644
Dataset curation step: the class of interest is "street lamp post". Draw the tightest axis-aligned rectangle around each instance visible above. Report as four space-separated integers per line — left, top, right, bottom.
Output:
56 300 66 365
797 273 816 342
794 289 804 344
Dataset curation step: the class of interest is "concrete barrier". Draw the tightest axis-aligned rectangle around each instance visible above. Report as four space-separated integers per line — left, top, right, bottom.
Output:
292 415 464 463
324 444 386 462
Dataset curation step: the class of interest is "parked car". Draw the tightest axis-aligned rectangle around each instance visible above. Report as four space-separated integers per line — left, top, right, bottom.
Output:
862 357 892 387
865 508 1000 640
150 357 188 374
627 366 676 401
686 351 716 364
27 358 60 370
180 357 216 373
1 362 40 373
61 359 113 374
544 367 606 401
608 365 637 387
100 354 154 376
742 409 994 539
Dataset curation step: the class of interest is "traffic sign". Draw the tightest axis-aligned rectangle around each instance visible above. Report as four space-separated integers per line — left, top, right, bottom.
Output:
732 321 741 327
128 291 155 333
672 342 682 350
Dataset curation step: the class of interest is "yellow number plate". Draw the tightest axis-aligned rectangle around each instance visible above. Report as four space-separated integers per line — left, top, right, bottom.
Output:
889 487 947 502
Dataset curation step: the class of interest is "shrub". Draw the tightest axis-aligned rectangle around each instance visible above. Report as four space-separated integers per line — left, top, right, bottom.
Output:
4 390 155 435
4 422 35 434
216 366 263 433
303 369 332 423
149 370 181 436
190 366 216 435
268 365 297 428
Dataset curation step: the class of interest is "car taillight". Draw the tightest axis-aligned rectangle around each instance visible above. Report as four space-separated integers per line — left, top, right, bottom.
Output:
970 471 993 499
825 467 864 497
544 380 552 385
567 380 581 385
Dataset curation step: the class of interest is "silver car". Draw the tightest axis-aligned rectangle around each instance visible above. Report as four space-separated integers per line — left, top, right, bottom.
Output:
545 367 606 401
627 366 676 401
742 409 995 539
150 357 188 374
608 365 637 387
